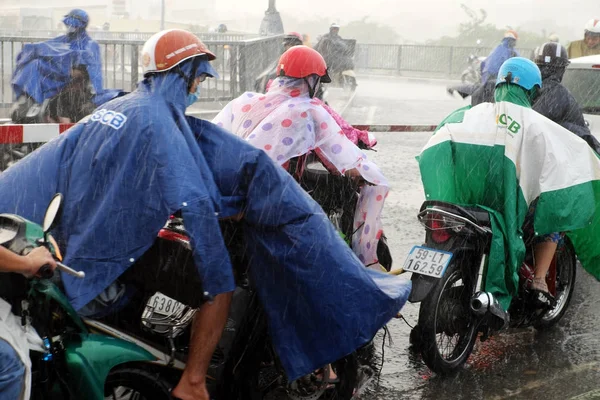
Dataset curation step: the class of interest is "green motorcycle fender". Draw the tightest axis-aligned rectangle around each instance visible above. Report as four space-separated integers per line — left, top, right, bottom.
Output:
63 333 156 400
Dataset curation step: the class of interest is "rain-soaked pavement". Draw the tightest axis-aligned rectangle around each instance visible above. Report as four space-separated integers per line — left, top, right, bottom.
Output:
334 77 600 400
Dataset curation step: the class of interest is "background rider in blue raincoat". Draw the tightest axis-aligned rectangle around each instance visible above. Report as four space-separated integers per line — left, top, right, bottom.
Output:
472 30 520 105
0 30 410 400
10 9 119 123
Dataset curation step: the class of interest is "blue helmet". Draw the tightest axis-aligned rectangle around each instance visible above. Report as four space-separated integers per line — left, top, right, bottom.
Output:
63 9 89 29
495 57 542 90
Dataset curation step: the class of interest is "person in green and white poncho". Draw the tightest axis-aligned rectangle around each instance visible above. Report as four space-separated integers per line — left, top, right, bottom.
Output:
418 57 600 311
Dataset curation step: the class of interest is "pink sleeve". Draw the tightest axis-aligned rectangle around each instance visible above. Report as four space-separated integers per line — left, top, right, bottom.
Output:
318 100 377 148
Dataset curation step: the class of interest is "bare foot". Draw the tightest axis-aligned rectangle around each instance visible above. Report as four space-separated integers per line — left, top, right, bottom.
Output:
172 375 209 400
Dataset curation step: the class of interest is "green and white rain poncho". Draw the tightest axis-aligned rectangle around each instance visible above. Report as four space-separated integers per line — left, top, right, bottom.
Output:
418 85 600 310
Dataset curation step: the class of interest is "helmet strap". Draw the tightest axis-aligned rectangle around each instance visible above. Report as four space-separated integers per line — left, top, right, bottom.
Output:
173 56 203 93
304 75 321 98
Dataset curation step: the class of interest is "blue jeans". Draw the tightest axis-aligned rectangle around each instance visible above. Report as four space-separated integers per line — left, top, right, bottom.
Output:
0 338 24 400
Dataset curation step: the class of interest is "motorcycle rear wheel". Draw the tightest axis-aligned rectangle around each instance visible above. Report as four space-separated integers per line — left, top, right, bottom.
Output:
534 238 577 330
418 257 479 375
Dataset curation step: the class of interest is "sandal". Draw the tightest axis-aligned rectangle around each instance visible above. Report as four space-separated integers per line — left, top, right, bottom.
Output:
529 277 556 308
314 367 340 386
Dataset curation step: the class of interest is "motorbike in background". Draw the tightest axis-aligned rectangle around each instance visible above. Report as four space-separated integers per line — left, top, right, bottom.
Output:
407 200 576 374
460 54 485 85
447 39 486 99
315 38 358 93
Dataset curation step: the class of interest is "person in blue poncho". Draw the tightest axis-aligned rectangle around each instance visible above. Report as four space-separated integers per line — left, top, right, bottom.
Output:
0 29 411 400
481 30 520 84
471 30 520 106
10 9 117 123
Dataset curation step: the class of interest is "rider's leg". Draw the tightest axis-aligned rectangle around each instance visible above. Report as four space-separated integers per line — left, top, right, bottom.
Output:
0 339 25 400
531 234 560 293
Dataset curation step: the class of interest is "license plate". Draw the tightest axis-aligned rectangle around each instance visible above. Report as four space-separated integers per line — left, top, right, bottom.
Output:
403 246 453 278
148 292 185 316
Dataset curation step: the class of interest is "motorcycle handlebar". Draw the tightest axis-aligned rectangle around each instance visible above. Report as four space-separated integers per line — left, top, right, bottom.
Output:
38 264 54 279
56 262 85 279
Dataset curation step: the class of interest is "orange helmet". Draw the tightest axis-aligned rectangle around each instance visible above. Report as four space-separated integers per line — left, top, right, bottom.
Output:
141 29 216 76
276 46 331 83
504 30 518 40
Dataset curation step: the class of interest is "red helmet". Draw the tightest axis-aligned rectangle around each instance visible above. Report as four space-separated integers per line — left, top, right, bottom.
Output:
276 46 331 83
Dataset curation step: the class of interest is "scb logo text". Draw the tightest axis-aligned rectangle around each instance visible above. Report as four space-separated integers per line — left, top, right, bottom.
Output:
90 109 127 130
496 113 521 134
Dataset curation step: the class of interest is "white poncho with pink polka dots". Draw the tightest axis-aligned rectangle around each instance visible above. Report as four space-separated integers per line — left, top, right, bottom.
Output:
213 77 389 266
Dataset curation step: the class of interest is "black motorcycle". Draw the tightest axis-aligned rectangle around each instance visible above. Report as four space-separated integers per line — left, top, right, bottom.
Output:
408 201 576 374
93 215 372 399
315 38 358 93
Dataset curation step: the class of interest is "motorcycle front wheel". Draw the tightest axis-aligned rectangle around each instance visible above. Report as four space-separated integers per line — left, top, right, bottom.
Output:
418 256 479 375
104 367 173 400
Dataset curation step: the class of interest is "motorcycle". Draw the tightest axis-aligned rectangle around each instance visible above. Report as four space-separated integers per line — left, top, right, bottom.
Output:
94 213 373 400
447 40 486 99
460 54 485 85
0 194 172 399
407 200 576 374
315 38 358 93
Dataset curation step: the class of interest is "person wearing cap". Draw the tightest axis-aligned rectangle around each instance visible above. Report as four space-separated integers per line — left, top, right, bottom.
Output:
533 42 600 153
567 19 600 59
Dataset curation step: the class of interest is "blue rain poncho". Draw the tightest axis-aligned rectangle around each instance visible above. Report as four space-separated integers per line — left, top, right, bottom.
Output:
11 31 115 106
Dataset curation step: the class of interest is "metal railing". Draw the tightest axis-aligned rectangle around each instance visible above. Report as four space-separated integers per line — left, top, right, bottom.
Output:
0 35 283 116
354 44 533 77
0 30 256 42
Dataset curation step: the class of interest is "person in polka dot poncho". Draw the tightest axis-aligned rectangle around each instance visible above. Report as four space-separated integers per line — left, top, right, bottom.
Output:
213 74 390 268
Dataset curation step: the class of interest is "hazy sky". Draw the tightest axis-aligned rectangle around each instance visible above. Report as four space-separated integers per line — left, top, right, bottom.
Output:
212 0 597 41
1 0 597 42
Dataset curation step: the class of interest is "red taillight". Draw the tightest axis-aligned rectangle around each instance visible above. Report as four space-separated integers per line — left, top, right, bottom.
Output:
158 229 190 244
431 229 451 243
592 65 600 69
426 213 452 243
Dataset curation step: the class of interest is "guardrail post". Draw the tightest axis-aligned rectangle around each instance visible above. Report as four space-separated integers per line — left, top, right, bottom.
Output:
131 45 139 91
229 45 238 97
448 46 454 77
396 45 403 73
238 43 248 93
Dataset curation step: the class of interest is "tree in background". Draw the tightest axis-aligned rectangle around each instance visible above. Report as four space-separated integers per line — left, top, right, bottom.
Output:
427 4 548 50
340 17 401 44
281 15 401 45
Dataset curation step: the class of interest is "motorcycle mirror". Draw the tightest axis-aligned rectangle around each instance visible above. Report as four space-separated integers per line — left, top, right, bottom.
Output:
43 193 64 234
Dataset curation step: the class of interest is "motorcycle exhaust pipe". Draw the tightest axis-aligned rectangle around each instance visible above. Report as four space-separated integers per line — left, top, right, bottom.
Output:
470 291 509 330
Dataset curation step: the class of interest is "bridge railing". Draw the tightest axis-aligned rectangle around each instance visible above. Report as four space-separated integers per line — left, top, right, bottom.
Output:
354 44 533 77
0 34 282 115
0 30 256 42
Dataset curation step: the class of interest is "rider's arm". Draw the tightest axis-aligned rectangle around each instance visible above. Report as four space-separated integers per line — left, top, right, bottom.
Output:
0 246 56 276
175 292 233 397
